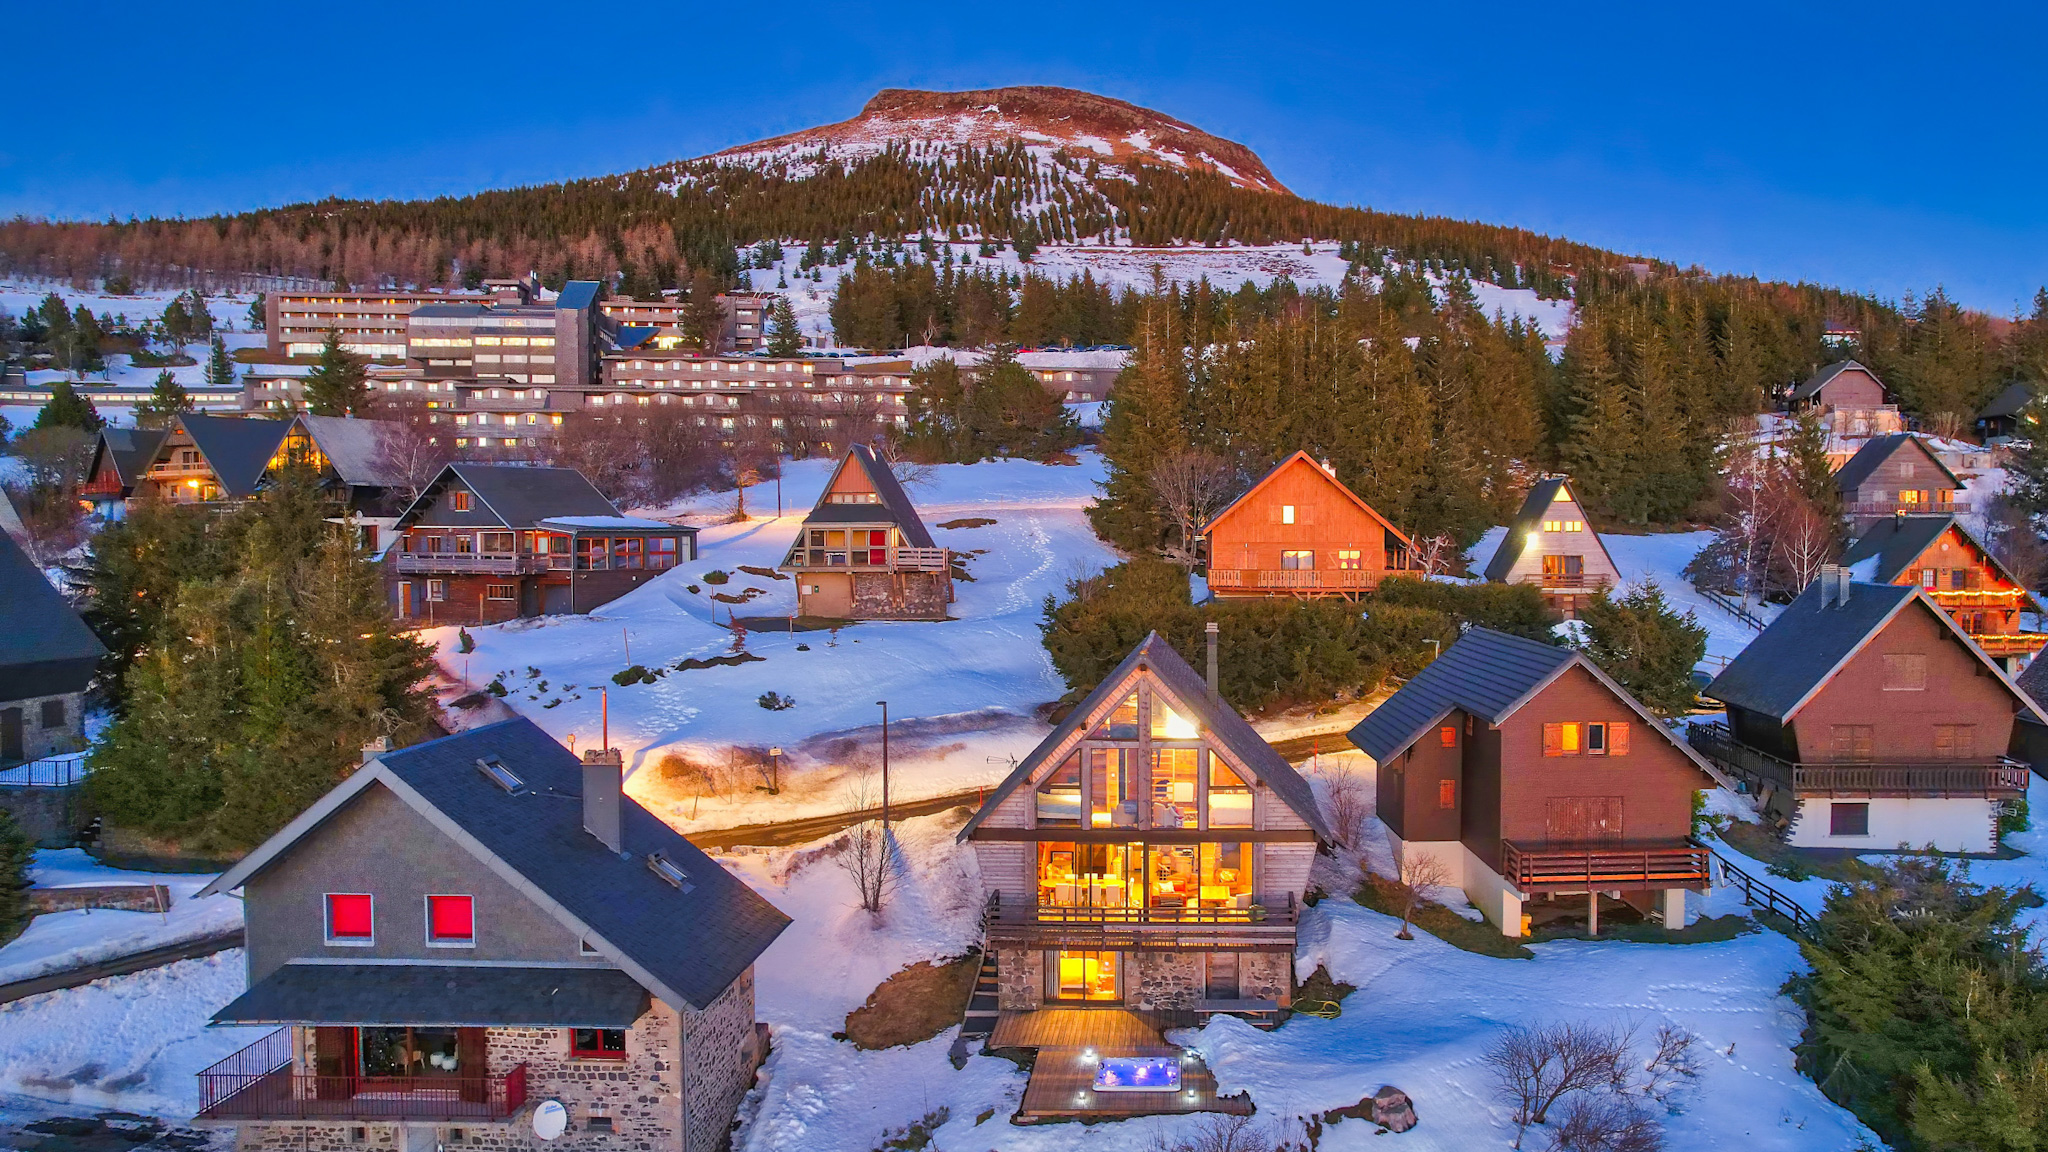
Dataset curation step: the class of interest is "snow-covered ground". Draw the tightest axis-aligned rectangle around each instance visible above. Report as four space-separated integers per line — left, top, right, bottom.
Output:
435 452 1121 832
0 851 243 986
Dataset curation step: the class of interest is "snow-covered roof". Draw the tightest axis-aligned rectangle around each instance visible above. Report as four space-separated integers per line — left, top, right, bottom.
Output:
292 414 411 488
537 515 692 532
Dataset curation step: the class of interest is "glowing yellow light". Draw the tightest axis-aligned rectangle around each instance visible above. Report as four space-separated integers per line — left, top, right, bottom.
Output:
186 479 201 488
1161 709 1199 740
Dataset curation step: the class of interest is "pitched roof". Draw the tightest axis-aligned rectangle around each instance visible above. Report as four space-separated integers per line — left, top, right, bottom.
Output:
291 414 411 488
394 464 622 530
1704 581 2047 723
2017 655 2048 719
1841 514 2028 589
800 446 934 547
1346 628 1716 779
1482 476 1615 583
200 718 790 1012
0 531 105 699
1792 359 1886 403
214 964 649 1028
173 414 292 497
1199 450 1415 548
1834 433 1962 494
94 426 167 488
1980 381 2038 421
958 632 1331 841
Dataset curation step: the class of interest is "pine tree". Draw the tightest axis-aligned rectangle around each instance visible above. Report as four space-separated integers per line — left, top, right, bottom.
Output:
0 808 31 947
133 369 192 427
64 305 105 377
1576 581 1708 717
247 292 268 332
205 335 236 390
766 294 802 355
680 271 727 351
32 379 104 432
301 330 371 416
1090 300 1191 551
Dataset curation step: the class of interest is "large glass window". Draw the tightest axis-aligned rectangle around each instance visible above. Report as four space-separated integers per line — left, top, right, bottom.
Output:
1150 698 1199 741
576 538 609 571
1151 748 1199 828
1209 760 1252 827
1036 755 1081 826
1037 842 1139 908
1199 842 1254 909
358 1026 461 1078
1094 692 1139 740
1049 949 1120 1001
1089 749 1131 827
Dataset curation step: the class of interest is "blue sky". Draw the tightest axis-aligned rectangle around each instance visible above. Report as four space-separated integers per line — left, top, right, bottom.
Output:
4 1 2042 313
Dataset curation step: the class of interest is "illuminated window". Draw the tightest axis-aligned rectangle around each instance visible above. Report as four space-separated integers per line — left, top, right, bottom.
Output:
325 893 373 944
1280 550 1314 570
426 895 474 945
1281 504 1296 525
1336 549 1363 569
1439 780 1457 809
1438 726 1456 748
1036 755 1082 826
1149 698 1199 740
1208 760 1252 828
451 491 471 513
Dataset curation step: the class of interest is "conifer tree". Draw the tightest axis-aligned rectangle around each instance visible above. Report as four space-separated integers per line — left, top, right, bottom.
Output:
1576 581 1707 717
205 335 236 391
32 379 104 432
0 809 31 947
766 295 802 355
133 369 192 427
680 271 727 351
1090 301 1191 551
301 330 371 416
247 292 268 332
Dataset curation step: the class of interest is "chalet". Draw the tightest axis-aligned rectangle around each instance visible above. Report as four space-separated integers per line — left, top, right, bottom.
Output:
1791 359 1901 437
126 414 293 506
778 445 948 620
1198 451 1417 600
957 632 1326 1118
1835 433 1966 522
0 531 104 767
1694 570 2041 853
191 719 787 1152
1349 628 1715 938
1482 476 1620 618
1842 514 2047 668
79 426 168 518
388 464 697 625
1977 380 2040 443
284 414 421 554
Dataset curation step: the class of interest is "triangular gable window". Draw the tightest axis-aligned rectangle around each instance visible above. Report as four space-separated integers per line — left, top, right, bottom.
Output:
1089 691 1139 740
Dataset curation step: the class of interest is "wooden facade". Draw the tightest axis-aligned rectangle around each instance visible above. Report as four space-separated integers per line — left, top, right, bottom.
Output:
1835 435 1966 522
1199 451 1417 599
1842 515 2048 666
779 446 949 620
1483 477 1621 619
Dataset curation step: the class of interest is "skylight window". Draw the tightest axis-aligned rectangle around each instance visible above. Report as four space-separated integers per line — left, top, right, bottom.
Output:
476 757 526 794
647 852 694 892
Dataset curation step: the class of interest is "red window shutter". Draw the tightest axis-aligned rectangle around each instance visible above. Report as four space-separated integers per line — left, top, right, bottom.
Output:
1438 726 1457 748
327 894 372 939
1609 722 1630 756
428 895 474 942
1542 723 1563 756
1438 780 1456 809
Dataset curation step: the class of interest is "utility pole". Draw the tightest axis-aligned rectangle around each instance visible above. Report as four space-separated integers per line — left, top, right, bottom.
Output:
876 700 890 837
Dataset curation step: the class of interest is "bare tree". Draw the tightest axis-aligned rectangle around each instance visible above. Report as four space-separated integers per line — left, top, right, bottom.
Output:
1320 761 1371 849
1409 532 1458 577
1925 410 1968 442
1484 1023 1634 1148
1151 449 1237 568
1150 1113 1297 1152
1546 1093 1662 1152
1767 489 1835 594
369 416 454 507
1982 496 2048 591
835 774 895 915
1394 851 1454 940
1637 1024 1703 1108
6 425 93 564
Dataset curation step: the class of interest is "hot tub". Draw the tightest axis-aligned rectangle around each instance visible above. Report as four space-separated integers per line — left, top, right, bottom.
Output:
1091 1056 1182 1093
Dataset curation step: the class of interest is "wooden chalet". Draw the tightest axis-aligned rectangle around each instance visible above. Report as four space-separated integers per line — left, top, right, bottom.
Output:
283 415 420 555
1482 476 1620 618
1977 380 2040 443
778 446 949 620
80 426 167 518
1842 514 2047 667
87 414 291 508
1790 359 1901 437
1694 569 2041 853
1349 628 1716 938
958 632 1326 1119
388 464 696 626
1834 433 1966 522
1198 451 1418 600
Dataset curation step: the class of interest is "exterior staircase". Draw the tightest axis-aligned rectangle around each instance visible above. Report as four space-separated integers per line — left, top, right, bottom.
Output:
949 947 1002 1068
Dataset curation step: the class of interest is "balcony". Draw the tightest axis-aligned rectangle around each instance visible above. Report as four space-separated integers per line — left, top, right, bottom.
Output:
981 892 1297 950
783 547 948 573
1518 573 1614 592
196 1030 527 1123
1501 839 1711 894
1206 568 1391 595
391 552 547 575
1688 721 2030 797
1845 499 1969 517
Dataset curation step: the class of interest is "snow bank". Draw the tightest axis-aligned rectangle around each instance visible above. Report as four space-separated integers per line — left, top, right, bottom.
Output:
0 851 243 986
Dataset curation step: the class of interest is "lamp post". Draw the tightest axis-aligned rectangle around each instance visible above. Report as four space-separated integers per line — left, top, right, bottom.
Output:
768 746 781 795
875 700 890 836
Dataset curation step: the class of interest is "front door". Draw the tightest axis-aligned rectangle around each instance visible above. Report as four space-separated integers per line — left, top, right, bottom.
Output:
1049 950 1121 1002
1205 952 1240 1000
396 582 412 619
1546 797 1623 845
0 708 21 762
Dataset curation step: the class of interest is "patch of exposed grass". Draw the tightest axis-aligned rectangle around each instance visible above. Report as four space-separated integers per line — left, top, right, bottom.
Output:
844 954 981 1050
1355 870 1534 959
673 653 765 671
937 517 996 530
1285 963 1355 1023
1529 914 1756 945
738 564 789 581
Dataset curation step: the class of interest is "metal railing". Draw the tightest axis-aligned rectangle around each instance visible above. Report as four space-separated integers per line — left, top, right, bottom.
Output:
391 552 545 575
197 1030 527 1122
0 752 88 788
1688 721 2030 796
1501 840 1711 891
1205 568 1388 593
981 891 1297 948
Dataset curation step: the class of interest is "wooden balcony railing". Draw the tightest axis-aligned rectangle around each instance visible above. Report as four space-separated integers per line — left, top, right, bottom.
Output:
1971 631 2048 657
1502 839 1711 892
196 1029 528 1122
1688 721 2030 797
1206 568 1390 593
782 547 948 573
391 552 546 575
1518 573 1614 592
1845 499 1969 517
981 891 1298 949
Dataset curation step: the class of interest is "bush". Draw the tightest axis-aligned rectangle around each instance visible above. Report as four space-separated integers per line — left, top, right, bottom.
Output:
1374 577 1559 640
485 678 507 698
457 628 475 654
702 570 730 585
612 665 649 686
0 809 33 947
758 691 795 711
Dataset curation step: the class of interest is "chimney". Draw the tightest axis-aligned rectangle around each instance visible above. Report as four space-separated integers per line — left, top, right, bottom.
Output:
1814 564 1850 608
581 748 624 854
360 736 389 766
1838 565 1854 605
1205 621 1220 698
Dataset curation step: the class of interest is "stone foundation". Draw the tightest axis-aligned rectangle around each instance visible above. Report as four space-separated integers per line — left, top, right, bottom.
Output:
995 947 1045 1011
1 690 87 763
847 571 949 620
1128 952 1202 1009
992 949 1294 1011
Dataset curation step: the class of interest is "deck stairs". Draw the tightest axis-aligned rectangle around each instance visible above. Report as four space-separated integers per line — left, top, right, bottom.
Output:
949 947 1002 1068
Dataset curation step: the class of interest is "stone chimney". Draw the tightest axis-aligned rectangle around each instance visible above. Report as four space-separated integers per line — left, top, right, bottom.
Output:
581 748 624 854
360 736 389 767
1206 621 1220 698
1814 564 1852 608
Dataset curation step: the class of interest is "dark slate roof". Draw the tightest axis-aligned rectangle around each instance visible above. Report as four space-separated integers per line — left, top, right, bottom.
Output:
1792 359 1884 403
1482 476 1607 583
96 426 166 487
1840 515 1957 584
177 414 292 497
1704 581 1917 720
0 531 106 700
292 415 410 488
395 464 622 530
959 633 1331 841
213 963 650 1027
2018 656 2048 721
555 281 602 311
1834 433 1962 494
203 719 790 1012
1980 381 2038 421
800 446 934 548
409 303 490 319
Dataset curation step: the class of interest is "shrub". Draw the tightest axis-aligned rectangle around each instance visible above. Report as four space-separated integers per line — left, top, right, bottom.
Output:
702 570 730 585
485 678 507 697
1374 576 1559 640
612 665 649 686
457 627 475 654
758 691 795 711
0 810 33 947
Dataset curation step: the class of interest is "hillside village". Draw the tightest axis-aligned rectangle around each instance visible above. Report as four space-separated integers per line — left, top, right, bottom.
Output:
4 86 2048 1152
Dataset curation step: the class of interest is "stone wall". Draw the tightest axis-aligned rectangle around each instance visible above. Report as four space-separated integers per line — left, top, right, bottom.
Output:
848 571 949 620
2 690 88 762
995 947 1044 1011
680 968 757 1152
0 784 83 848
1128 952 1202 1009
1241 952 1292 1006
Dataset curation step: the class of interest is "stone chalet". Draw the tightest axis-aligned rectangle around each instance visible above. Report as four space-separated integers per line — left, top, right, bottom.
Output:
192 718 789 1152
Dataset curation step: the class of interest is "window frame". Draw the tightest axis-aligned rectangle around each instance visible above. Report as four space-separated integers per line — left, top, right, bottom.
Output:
424 894 475 948
1829 802 1871 838
485 584 517 601
568 1027 628 1060
451 490 472 513
325 893 375 946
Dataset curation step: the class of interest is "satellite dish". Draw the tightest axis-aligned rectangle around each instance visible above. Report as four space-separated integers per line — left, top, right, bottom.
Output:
532 1099 569 1141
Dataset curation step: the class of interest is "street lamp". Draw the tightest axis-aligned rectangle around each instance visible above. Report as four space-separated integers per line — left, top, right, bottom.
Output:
875 700 890 836
768 746 781 795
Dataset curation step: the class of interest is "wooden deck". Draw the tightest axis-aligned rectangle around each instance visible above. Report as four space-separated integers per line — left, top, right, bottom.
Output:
988 1009 1254 1122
